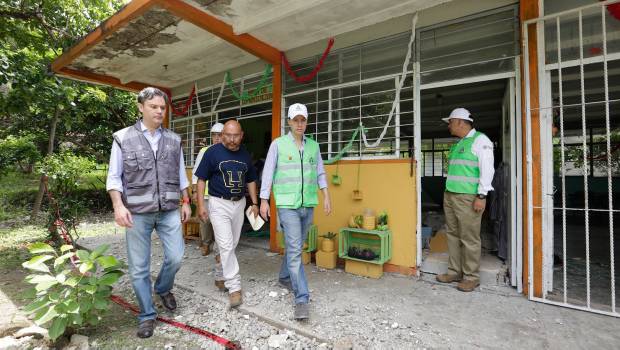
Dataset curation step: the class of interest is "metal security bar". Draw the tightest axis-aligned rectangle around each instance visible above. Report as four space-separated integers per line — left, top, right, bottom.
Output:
523 0 620 318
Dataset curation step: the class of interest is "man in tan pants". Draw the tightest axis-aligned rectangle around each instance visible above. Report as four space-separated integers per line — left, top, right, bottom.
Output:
436 108 494 292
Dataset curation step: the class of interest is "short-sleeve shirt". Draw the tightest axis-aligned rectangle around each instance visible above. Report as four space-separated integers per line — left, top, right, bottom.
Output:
194 143 257 198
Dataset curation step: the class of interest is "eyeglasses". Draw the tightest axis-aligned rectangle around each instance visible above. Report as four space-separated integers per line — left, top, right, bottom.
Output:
222 133 242 140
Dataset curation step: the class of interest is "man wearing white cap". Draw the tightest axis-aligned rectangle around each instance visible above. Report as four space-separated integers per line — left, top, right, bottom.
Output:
436 107 494 292
192 122 226 290
260 103 331 320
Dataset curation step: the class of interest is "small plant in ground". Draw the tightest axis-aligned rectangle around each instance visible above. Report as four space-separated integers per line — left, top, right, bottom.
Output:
21 242 124 341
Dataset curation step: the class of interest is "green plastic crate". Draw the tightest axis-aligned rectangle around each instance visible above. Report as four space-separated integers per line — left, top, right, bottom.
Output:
278 224 317 253
338 228 392 265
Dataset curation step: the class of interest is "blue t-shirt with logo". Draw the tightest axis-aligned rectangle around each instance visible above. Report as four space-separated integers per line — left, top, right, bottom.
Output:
194 143 257 198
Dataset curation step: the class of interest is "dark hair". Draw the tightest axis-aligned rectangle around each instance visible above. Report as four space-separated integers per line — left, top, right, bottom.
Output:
137 87 169 104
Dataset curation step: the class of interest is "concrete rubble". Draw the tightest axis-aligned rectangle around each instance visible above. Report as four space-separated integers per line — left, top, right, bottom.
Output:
76 230 620 349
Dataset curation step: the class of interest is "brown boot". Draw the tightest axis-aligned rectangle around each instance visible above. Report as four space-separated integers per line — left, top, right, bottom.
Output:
229 291 242 308
215 280 228 292
201 244 210 256
436 273 462 283
457 279 480 292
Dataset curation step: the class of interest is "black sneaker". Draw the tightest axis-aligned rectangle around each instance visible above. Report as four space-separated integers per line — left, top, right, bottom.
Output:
294 303 310 320
137 319 155 338
159 292 177 311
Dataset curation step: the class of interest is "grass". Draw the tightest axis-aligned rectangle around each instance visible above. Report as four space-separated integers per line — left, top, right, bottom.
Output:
0 169 208 348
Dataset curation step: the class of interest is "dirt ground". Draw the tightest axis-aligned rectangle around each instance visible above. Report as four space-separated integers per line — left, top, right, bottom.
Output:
75 225 620 350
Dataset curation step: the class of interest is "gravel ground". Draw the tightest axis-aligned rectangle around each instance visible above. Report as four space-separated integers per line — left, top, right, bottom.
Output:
77 223 620 350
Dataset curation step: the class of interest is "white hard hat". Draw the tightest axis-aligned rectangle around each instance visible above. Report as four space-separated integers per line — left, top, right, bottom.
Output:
287 103 308 119
442 108 474 123
211 122 224 133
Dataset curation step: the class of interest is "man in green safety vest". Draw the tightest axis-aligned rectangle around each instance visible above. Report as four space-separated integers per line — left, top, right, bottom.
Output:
260 103 331 320
192 122 226 291
436 107 495 292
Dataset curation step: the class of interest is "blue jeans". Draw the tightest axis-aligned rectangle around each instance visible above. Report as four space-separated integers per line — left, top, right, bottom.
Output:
126 209 185 322
278 207 314 304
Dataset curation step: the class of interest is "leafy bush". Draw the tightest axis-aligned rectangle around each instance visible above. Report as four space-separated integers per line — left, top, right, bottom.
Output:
22 242 124 341
37 152 96 196
0 134 41 175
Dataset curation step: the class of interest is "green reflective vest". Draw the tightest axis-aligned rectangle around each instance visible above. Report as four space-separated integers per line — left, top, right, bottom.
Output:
273 135 319 208
445 131 483 194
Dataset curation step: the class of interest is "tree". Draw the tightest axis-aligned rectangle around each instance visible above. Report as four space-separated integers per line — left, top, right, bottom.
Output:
0 0 137 218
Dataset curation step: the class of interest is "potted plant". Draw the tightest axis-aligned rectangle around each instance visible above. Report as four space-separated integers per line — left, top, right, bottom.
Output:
320 232 337 252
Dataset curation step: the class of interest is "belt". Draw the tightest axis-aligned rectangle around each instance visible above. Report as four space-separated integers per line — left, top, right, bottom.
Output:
213 195 244 201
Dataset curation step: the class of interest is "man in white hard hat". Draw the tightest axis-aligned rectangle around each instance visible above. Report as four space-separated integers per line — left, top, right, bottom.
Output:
260 103 331 320
192 123 226 290
436 107 494 292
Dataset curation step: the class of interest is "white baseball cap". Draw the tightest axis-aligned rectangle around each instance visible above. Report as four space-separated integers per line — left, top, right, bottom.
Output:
211 122 224 133
288 103 308 120
442 108 474 123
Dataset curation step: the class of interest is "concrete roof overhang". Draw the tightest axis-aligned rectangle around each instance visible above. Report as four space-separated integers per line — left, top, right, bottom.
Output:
51 0 449 92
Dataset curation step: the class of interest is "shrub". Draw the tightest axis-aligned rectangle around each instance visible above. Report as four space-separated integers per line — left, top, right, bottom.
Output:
21 242 124 341
37 152 96 196
0 134 41 175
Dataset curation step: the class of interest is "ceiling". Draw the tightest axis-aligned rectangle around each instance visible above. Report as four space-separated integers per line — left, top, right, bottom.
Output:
58 0 451 89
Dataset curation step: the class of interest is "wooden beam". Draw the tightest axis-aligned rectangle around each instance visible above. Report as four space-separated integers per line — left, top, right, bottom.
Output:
57 68 159 92
520 0 543 297
51 0 157 73
153 0 280 65
269 63 282 252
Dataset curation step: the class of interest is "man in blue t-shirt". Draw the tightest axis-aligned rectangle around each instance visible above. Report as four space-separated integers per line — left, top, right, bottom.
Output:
194 120 259 308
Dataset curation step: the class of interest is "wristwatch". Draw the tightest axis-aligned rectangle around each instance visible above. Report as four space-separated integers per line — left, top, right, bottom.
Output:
476 194 487 200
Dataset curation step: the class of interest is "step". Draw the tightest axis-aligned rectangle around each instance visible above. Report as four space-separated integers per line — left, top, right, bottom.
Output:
420 252 509 286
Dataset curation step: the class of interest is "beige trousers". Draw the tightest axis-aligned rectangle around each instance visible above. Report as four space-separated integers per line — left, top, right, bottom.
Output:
443 191 484 281
200 198 223 281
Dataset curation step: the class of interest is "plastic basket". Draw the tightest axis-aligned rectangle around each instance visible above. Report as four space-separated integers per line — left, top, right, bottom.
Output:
338 228 392 265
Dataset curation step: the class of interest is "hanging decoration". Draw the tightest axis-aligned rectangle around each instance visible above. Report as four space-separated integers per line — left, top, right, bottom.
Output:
324 125 363 164
169 84 196 116
225 65 272 102
606 1 620 21
360 13 417 148
282 38 335 83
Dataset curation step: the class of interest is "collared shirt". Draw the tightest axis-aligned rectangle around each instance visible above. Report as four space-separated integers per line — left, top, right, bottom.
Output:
106 121 189 193
259 131 328 200
464 128 495 195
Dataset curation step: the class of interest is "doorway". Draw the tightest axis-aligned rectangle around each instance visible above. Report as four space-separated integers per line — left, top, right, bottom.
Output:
418 77 519 287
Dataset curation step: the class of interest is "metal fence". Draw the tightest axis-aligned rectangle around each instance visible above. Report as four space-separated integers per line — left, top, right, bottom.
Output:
523 0 620 317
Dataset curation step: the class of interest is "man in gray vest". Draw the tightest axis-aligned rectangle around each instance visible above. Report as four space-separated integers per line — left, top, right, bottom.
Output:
106 87 192 338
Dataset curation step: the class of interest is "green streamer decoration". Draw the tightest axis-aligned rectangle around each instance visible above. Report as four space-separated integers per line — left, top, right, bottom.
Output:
225 65 272 102
324 125 364 164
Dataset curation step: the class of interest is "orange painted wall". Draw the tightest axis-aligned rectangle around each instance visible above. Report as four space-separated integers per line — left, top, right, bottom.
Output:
315 161 417 268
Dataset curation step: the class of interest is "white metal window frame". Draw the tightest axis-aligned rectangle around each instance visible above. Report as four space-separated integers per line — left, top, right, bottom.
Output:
282 71 414 160
170 70 273 166
523 0 619 317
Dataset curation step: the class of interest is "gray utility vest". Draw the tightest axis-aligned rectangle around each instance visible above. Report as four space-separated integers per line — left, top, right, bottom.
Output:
113 120 182 214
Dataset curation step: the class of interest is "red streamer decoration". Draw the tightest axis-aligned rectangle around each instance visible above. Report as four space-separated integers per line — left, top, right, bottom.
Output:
282 37 335 83
601 0 620 20
110 295 240 349
169 85 196 116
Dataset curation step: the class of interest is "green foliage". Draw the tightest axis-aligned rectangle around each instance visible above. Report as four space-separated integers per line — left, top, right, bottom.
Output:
37 152 96 195
0 134 41 174
22 242 124 341
0 0 137 164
